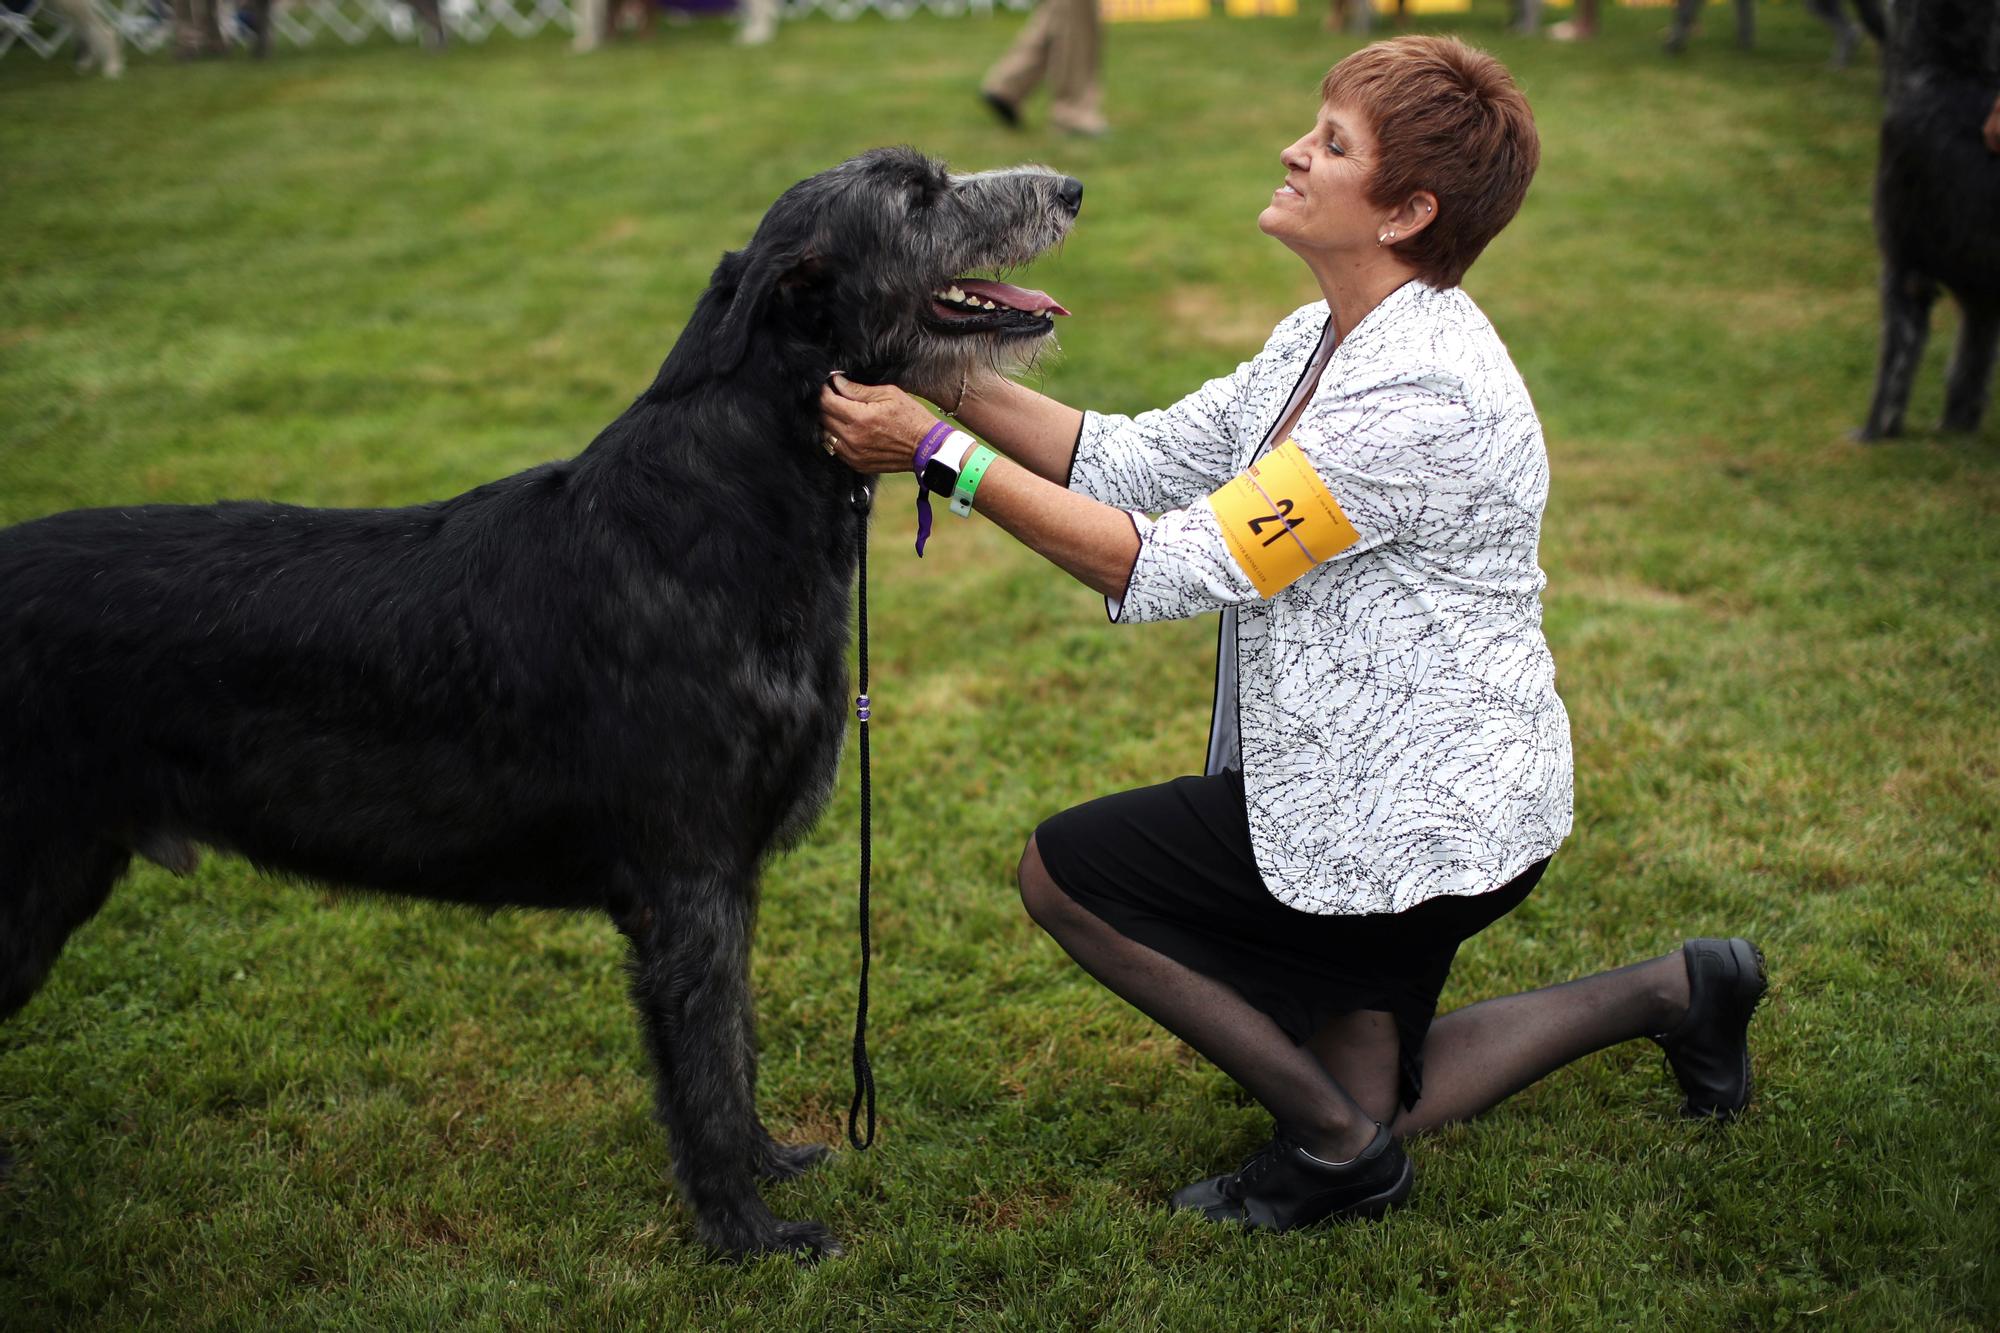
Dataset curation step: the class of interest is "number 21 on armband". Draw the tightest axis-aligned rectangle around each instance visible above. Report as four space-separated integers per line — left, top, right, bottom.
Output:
1207 439 1360 598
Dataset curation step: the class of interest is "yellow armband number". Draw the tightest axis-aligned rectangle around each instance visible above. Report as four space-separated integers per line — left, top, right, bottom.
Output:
1208 439 1360 598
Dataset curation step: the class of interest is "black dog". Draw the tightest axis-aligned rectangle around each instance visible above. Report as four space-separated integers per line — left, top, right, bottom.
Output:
1858 0 2000 440
0 147 1080 1260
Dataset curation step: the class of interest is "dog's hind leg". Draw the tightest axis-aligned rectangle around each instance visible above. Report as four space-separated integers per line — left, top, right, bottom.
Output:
1849 0 1885 46
0 833 130 1024
0 828 125 1182
1860 264 1938 441
1665 0 1699 53
1807 0 1858 67
1941 301 1999 434
615 873 841 1260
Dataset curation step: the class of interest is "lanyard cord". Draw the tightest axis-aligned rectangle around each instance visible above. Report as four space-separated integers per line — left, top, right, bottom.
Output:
847 480 877 1151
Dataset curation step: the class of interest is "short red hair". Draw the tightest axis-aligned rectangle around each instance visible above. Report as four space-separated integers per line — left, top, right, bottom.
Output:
1320 36 1539 289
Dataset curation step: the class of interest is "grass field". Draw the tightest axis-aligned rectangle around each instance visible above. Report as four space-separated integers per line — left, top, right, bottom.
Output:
3 3 1997 1327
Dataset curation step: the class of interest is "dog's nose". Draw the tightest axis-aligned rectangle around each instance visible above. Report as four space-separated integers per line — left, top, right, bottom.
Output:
1058 176 1083 217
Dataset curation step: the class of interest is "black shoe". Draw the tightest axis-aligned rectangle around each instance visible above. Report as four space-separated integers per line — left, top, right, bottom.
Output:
980 90 1022 129
1169 1125 1412 1232
1653 937 1767 1121
1169 1136 1275 1213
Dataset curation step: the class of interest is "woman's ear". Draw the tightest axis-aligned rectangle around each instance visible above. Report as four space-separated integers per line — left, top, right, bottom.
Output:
1381 191 1440 245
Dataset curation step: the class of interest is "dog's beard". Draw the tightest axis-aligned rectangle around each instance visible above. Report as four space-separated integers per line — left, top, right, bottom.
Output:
866 323 1058 404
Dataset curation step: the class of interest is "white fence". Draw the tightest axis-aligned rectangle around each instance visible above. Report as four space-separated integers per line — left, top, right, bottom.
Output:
0 0 1029 63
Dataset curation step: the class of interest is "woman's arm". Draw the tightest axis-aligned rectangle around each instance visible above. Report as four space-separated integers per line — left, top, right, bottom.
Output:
822 376 1139 600
945 375 1084 485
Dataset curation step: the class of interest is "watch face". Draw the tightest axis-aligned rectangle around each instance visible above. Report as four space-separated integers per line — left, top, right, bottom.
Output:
922 460 960 497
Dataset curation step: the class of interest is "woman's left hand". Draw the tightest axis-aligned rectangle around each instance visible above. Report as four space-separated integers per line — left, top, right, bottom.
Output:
819 373 942 475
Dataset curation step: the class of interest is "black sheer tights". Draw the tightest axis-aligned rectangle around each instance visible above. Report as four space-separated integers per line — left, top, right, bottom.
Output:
1019 838 1379 1161
1018 838 1691 1152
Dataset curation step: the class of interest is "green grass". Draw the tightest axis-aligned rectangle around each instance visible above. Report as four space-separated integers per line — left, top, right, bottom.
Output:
3 4 1997 1327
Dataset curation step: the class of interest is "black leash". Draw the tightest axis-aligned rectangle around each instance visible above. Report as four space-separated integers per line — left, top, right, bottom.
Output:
847 478 877 1151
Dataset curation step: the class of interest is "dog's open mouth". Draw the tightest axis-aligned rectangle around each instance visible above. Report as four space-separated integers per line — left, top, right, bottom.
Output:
928 278 1070 336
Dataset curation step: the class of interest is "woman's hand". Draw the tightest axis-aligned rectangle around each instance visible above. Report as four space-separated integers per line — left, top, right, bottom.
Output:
819 374 944 475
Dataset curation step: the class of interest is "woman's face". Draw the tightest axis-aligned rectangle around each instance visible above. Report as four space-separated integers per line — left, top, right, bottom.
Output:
1258 101 1385 260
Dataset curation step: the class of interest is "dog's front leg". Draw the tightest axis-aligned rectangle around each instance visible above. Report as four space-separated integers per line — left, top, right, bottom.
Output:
731 988 834 1183
617 875 842 1261
1860 264 1939 441
1941 302 1999 434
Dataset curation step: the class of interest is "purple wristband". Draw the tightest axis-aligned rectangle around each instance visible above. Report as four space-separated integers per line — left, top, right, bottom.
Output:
911 420 954 557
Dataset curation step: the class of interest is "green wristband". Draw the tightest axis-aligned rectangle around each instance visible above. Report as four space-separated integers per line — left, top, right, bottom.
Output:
950 444 998 518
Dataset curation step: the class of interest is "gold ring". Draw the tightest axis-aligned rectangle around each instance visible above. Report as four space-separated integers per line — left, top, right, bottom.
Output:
823 432 841 455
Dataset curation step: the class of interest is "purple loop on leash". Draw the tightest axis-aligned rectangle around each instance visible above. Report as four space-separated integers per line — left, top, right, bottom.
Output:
912 420 953 557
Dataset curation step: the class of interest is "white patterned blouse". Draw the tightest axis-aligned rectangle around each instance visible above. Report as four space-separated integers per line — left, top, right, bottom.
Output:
1068 279 1573 916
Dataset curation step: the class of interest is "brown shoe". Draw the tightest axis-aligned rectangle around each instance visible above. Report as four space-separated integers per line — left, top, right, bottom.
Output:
1050 110 1109 138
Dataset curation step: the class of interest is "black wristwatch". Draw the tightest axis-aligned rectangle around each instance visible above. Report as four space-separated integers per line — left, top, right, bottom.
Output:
920 458 960 497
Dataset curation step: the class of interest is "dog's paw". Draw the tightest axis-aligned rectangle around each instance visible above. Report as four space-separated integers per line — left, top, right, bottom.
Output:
711 1218 845 1263
756 1140 833 1182
770 1219 844 1262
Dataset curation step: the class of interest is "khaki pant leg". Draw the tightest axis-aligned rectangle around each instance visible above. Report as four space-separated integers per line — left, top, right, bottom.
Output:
572 0 604 51
1045 0 1103 127
982 0 1057 106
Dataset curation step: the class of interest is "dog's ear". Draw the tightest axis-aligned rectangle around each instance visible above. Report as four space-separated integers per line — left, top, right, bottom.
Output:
709 245 823 377
650 244 825 397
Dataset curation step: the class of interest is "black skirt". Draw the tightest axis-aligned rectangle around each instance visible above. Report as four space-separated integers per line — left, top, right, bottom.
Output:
1034 768 1546 1111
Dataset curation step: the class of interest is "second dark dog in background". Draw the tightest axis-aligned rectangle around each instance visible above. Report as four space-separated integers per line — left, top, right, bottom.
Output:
1661 0 1883 66
1859 0 2000 440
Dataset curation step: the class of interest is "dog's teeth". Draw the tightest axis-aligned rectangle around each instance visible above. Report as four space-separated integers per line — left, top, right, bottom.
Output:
980 300 997 310
947 286 966 302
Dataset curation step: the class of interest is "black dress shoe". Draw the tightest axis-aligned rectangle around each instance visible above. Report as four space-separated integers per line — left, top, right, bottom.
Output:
1653 937 1768 1121
1169 1137 1275 1213
1169 1125 1412 1232
980 90 1022 129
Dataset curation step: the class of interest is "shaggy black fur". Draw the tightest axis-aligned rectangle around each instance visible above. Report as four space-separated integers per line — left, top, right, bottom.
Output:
1858 0 2000 440
0 147 1081 1260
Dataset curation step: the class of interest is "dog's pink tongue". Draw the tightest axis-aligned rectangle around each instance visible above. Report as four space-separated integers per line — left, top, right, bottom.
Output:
956 278 1070 317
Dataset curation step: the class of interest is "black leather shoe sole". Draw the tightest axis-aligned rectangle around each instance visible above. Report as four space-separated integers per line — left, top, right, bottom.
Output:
1658 937 1767 1121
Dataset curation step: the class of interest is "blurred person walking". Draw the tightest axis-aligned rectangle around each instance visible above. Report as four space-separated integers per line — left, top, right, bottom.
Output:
980 0 1106 138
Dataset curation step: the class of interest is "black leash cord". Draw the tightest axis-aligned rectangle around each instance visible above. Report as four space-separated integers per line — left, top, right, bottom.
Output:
848 483 877 1151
